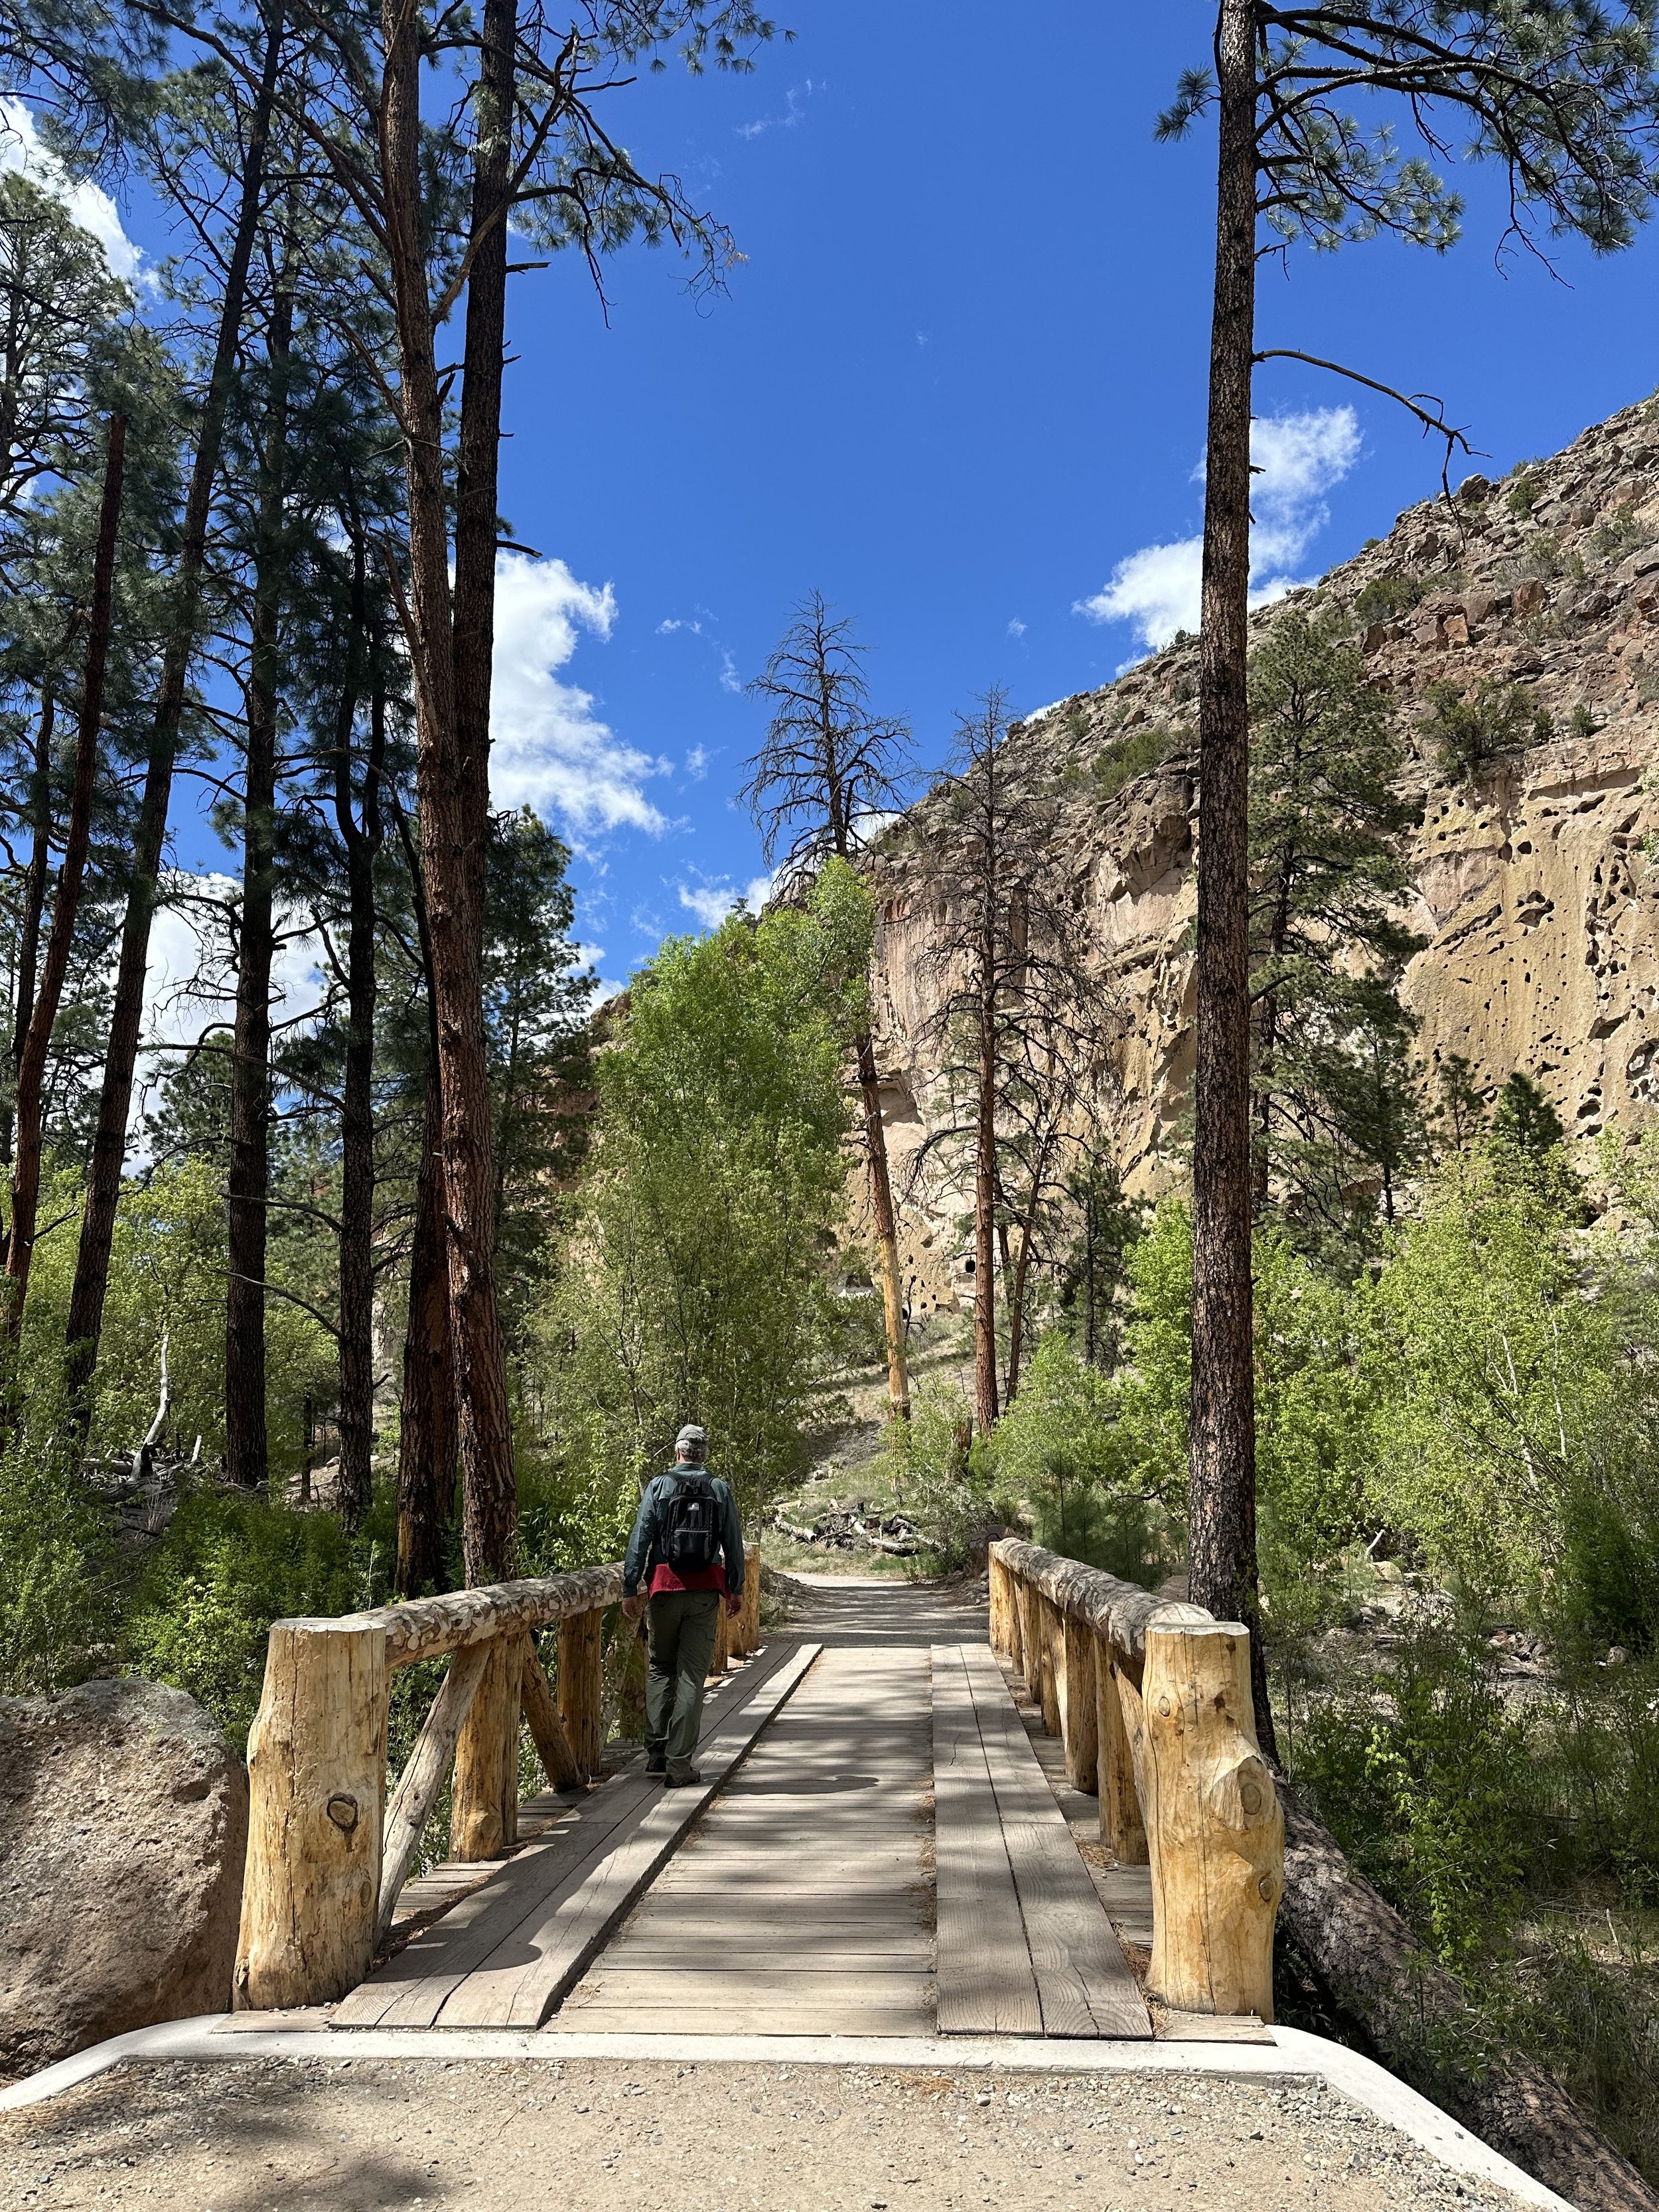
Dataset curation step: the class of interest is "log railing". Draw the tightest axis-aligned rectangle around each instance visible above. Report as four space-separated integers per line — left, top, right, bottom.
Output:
989 1536 1284 2020
234 1545 763 2011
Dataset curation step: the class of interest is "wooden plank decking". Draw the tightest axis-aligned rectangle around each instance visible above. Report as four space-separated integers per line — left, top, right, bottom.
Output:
554 1645 934 2036
328 1587 1155 2043
934 1641 1151 2039
333 1639 818 2031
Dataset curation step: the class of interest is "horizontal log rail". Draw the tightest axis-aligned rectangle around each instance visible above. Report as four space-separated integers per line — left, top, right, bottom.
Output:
234 1547 763 2013
989 1537 1284 2022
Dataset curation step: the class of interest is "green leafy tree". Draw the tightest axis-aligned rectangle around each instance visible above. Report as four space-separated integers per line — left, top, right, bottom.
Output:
536 883 858 1518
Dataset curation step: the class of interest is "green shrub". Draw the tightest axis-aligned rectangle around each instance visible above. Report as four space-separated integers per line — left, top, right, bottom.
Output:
1093 724 1177 802
876 1380 1019 1570
1353 573 1427 625
0 1427 115 1694
123 1484 394 1750
1295 1625 1534 1966
1506 471 1542 518
1423 678 1548 780
989 1333 1176 1585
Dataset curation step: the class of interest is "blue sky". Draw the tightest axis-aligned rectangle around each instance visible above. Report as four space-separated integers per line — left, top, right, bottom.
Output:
13 5 1659 1001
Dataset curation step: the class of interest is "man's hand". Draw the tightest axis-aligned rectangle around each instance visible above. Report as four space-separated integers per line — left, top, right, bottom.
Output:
622 1593 644 1621
725 1592 742 1619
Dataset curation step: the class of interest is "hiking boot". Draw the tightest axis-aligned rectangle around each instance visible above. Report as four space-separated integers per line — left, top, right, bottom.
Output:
664 1768 704 1789
644 1757 666 1778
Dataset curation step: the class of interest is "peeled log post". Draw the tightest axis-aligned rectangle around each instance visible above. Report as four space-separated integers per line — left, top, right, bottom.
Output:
451 1631 525 1860
733 1546 761 1658
1019 1579 1045 1704
1037 1594 1063 1737
557 1607 605 1779
521 1641 580 1790
377 1641 488 1938
1061 1614 1098 1791
1141 1615 1281 2018
237 1621 388 2008
1004 1564 1024 1675
709 1597 730 1678
1096 1641 1149 1866
988 1550 1009 1655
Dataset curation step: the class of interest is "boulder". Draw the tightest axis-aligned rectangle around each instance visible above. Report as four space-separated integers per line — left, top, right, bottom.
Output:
0 1678 248 2081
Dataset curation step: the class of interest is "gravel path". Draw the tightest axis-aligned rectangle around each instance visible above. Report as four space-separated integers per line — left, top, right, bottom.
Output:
0 2057 1536 2212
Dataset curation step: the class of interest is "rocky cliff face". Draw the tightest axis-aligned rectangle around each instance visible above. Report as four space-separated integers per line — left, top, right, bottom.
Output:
864 394 1659 1317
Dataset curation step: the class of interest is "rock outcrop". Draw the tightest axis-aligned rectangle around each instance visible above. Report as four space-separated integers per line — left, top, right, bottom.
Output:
0 1678 248 2081
863 394 1659 1307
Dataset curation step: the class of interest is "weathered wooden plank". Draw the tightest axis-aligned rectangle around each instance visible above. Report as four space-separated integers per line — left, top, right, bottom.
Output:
932 1643 1042 2037
958 1643 1151 2040
336 1639 802 2026
551 2002 937 2037
436 1645 821 2028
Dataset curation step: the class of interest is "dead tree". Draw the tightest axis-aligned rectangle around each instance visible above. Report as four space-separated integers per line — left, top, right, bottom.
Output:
910 690 1116 1434
742 591 915 1419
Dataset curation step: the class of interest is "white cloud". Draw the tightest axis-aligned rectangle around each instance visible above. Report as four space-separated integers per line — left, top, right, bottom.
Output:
1007 617 1027 638
658 616 702 635
685 746 708 780
677 872 774 930
718 647 743 695
737 81 814 139
1074 406 1362 656
0 100 143 281
489 553 670 838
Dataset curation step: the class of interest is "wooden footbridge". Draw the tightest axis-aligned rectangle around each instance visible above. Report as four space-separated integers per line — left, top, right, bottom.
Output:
233 1542 1285 2043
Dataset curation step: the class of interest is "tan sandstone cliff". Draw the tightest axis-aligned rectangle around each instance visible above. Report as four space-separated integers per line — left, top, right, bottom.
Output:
862 394 1659 1318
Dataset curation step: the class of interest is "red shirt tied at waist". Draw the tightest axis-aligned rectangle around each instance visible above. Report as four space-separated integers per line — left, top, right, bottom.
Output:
622 1465 746 1601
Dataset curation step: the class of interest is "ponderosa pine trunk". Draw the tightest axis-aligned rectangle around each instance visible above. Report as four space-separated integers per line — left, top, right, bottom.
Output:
1189 0 1275 1755
439 0 518 1582
63 8 285 1429
5 688 55 1173
334 662 385 1532
854 1025 910 1418
3 414 125 1347
225 281 293 1493
396 1070 457 1593
380 0 518 1583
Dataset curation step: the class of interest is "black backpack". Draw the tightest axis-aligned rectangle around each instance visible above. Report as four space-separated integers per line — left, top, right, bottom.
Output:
661 1471 721 1574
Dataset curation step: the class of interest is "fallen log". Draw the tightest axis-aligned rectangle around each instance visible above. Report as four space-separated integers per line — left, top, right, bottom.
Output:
1279 1779 1658 2212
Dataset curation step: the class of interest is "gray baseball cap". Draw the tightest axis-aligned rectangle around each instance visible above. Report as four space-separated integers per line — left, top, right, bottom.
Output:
675 1424 707 1458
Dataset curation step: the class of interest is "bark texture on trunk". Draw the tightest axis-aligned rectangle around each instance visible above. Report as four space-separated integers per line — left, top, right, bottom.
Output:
63 11 285 1424
225 282 293 1493
1280 1783 1658 2212
854 1024 909 1419
1189 0 1275 1756
7 687 55 1175
396 1074 457 1595
434 0 518 1583
334 671 385 1532
3 417 125 1345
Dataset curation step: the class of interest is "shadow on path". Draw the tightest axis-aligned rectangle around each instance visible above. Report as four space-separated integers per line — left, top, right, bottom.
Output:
772 1570 986 1647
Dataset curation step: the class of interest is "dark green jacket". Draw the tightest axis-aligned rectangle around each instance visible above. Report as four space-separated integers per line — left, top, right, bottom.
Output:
624 1466 745 1598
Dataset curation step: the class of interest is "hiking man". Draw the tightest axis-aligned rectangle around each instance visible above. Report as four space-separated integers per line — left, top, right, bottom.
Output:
621 1424 745 1787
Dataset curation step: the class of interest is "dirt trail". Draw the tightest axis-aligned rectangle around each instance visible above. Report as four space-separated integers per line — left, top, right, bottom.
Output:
0 2057 1537 2212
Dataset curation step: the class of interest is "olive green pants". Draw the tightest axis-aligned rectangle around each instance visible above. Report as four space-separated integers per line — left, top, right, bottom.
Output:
644 1588 721 1781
